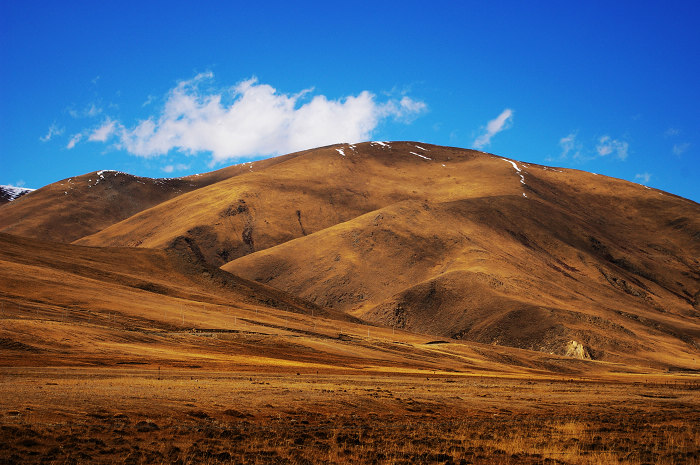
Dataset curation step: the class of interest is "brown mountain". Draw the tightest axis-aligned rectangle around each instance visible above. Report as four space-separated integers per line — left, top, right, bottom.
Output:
1 141 698 370
0 151 308 243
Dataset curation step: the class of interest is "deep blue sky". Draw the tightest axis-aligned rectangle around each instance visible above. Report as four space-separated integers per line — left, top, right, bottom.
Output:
2 1 698 201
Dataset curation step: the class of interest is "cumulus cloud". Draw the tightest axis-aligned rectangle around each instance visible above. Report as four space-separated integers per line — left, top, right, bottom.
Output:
473 109 514 149
672 142 690 156
40 123 63 142
596 136 629 160
78 74 426 164
634 172 651 184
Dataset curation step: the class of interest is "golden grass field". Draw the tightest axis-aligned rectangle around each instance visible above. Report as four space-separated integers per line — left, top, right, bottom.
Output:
1 364 698 464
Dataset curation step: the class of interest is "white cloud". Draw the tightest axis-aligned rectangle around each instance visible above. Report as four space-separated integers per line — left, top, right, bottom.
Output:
634 172 651 184
84 74 426 164
672 142 690 156
66 133 83 149
88 119 117 142
161 163 190 173
559 132 582 159
40 123 63 142
473 109 513 149
596 136 629 160
554 132 630 162
665 127 680 137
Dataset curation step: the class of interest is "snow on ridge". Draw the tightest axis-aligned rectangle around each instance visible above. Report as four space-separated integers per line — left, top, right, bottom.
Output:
409 151 432 160
336 148 345 157
414 145 428 151
501 157 528 197
1 185 35 201
501 158 526 184
95 169 128 178
501 158 521 173
370 141 390 147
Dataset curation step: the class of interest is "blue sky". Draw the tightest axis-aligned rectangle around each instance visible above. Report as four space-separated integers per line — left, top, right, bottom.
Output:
2 1 698 201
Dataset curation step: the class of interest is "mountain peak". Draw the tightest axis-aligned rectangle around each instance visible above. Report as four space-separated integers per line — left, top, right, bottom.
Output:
0 185 35 204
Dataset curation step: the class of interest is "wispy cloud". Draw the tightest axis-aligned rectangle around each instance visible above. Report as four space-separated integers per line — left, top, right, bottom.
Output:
88 119 117 142
634 172 651 184
68 103 102 119
672 142 690 156
665 127 680 137
559 132 582 159
40 123 63 142
473 109 513 149
595 136 629 160
75 73 427 164
66 133 83 149
161 163 190 174
553 132 630 162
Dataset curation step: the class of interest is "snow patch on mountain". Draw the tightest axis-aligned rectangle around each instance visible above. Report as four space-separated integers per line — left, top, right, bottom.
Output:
1 185 35 202
409 151 431 160
501 158 526 185
370 141 390 147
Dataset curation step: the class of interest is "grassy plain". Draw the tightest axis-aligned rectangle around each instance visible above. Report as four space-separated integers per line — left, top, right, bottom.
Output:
1 364 698 464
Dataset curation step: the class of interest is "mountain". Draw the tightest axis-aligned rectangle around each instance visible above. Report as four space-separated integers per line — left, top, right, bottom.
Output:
0 185 34 204
74 142 525 265
0 151 307 243
1 141 698 370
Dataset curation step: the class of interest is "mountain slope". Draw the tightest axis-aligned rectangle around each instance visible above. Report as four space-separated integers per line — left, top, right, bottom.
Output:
0 151 309 243
205 143 700 369
0 232 352 326
76 142 521 265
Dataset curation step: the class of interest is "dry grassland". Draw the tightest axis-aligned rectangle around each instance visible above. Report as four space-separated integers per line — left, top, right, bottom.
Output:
1 360 698 464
